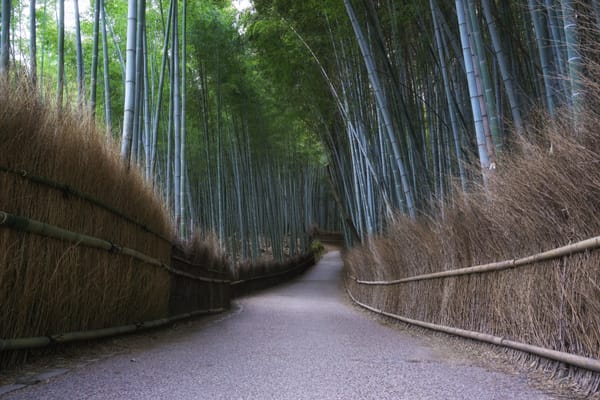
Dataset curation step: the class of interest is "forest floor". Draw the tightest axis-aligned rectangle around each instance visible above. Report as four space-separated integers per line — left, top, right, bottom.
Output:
0 251 589 399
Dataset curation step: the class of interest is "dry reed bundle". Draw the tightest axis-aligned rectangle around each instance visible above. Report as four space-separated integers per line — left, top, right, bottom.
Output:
232 252 315 296
170 235 231 315
0 79 173 368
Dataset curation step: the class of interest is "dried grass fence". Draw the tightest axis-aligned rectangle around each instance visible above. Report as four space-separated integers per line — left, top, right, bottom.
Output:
344 122 600 395
346 235 600 370
0 80 177 368
231 253 316 297
0 79 316 370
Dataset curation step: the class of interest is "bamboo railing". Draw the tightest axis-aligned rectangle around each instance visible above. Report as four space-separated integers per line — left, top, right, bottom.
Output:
0 308 225 351
346 288 600 373
0 165 172 244
348 234 600 285
0 211 229 283
0 209 315 352
346 233 600 374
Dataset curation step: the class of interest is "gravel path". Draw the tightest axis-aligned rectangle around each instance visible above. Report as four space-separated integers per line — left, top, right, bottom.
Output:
2 251 557 399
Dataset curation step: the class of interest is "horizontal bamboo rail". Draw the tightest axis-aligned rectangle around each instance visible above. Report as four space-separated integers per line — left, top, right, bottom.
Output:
171 254 228 275
0 165 172 244
346 285 600 374
0 210 315 353
0 211 230 284
350 234 600 285
0 307 225 352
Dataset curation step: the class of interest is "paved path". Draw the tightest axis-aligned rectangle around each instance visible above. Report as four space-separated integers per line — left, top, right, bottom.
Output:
2 251 555 399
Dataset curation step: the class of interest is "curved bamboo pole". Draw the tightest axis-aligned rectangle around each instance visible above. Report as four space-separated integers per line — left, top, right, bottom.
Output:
350 235 600 285
0 308 225 352
346 286 600 373
0 211 229 284
0 165 172 244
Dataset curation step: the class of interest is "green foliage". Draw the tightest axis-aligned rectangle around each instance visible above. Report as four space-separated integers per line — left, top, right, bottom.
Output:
310 239 325 259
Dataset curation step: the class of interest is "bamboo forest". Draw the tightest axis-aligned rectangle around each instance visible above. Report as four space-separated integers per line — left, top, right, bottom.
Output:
2 0 600 397
0 0 596 247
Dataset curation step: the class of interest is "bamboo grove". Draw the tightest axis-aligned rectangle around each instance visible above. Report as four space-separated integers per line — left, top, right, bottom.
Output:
0 0 341 266
1 0 598 250
247 0 599 244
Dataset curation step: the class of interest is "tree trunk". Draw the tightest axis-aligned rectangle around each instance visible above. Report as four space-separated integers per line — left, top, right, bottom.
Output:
29 0 36 85
121 0 138 163
57 0 65 108
90 0 101 115
74 0 85 108
172 0 182 231
343 0 416 219
101 0 112 133
528 0 556 116
456 0 491 183
0 0 9 76
180 0 188 234
481 0 523 135
561 0 582 114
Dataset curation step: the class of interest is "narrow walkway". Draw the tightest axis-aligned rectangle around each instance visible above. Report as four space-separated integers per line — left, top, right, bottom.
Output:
3 252 554 399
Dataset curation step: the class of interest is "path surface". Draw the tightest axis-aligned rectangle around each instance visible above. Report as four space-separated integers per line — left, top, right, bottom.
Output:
2 251 556 399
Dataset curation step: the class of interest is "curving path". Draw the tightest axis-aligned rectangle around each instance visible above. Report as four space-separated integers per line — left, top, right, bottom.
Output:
2 251 556 399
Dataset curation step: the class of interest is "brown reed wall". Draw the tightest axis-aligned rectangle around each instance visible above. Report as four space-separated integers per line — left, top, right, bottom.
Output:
0 81 173 367
0 79 316 372
344 126 600 395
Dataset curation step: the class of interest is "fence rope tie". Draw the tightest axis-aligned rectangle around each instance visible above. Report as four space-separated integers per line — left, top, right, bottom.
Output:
108 242 122 254
0 211 7 225
0 165 173 245
61 184 72 197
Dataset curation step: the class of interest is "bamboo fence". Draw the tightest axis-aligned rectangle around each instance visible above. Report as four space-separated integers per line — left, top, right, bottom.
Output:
0 165 171 244
347 234 600 375
348 235 600 285
0 209 315 352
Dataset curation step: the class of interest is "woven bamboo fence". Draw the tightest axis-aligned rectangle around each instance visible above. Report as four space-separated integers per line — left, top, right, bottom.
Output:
0 81 316 371
346 235 600 394
0 206 315 354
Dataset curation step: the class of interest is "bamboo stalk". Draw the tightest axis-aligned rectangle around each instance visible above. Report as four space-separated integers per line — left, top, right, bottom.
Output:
346 285 600 373
351 235 600 285
0 308 225 352
0 165 172 244
0 211 229 283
